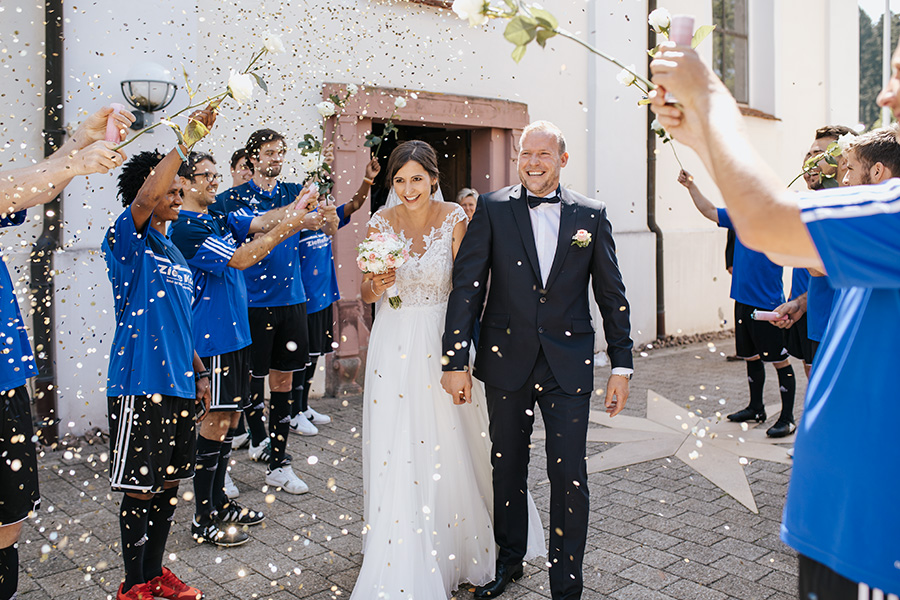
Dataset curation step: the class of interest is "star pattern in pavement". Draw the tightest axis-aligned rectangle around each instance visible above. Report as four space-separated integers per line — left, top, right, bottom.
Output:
534 389 792 513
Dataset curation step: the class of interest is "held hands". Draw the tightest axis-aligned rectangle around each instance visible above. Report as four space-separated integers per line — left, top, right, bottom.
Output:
441 370 473 405
605 374 630 417
320 202 339 229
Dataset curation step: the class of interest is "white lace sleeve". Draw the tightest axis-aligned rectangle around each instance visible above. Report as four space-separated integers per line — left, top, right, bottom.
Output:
447 204 468 228
366 210 393 236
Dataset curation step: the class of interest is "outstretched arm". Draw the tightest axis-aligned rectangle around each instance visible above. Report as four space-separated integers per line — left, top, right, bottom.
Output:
677 170 719 223
229 190 319 269
340 158 381 221
650 44 820 267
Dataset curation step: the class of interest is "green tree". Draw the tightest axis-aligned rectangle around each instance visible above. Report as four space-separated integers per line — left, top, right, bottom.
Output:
859 8 900 129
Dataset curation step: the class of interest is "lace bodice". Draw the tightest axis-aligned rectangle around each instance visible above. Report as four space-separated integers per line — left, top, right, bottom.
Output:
367 205 467 308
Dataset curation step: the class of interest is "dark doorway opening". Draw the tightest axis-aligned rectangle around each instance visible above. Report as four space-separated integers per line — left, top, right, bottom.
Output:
368 124 473 213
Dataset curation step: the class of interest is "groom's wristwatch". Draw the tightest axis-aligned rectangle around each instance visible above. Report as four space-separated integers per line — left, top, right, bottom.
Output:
611 371 632 380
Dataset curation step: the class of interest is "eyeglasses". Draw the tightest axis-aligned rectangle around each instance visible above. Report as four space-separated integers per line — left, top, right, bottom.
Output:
190 172 223 183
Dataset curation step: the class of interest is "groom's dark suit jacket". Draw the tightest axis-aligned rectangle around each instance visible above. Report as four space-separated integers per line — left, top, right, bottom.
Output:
443 184 633 395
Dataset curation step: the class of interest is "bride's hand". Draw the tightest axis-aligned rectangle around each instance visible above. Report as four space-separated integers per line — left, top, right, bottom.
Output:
370 269 396 296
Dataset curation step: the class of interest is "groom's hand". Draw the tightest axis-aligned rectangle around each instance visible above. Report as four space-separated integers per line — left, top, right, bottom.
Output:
441 371 472 405
605 374 630 417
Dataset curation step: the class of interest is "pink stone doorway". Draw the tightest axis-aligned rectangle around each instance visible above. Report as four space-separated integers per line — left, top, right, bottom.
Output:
323 84 528 397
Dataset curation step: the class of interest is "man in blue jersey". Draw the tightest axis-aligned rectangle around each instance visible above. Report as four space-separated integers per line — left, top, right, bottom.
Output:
651 38 900 600
172 152 318 544
102 107 217 600
772 126 858 376
290 157 381 436
214 129 332 494
677 171 797 438
0 105 133 600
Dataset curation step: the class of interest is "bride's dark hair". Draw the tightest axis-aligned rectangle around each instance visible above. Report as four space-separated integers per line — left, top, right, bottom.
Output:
385 140 440 194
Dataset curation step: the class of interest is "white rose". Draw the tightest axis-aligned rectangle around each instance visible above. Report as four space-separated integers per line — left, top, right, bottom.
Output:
648 7 671 34
394 96 407 109
616 66 637 87
452 0 488 27
299 153 321 175
227 71 254 104
650 118 665 135
316 101 336 118
347 83 359 97
836 132 856 155
263 32 286 54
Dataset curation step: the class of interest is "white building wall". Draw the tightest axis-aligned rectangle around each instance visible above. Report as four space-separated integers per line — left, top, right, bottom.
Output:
0 0 859 433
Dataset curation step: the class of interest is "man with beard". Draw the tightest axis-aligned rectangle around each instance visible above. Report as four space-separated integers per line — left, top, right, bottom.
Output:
772 126 858 373
214 129 331 494
650 35 900 599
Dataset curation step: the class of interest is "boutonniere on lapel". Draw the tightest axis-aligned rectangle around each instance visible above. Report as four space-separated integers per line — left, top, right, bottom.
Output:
571 229 592 248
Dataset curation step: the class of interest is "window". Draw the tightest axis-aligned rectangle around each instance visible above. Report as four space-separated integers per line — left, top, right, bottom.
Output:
712 0 749 104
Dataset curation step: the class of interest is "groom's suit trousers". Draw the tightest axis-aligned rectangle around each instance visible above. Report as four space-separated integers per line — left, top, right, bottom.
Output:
485 348 591 600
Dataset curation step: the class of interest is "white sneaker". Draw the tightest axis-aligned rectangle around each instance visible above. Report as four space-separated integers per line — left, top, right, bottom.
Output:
232 432 250 450
265 465 309 494
289 413 318 436
304 406 331 425
248 440 270 463
224 471 240 499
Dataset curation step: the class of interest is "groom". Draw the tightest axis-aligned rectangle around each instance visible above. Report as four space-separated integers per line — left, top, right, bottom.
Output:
441 121 634 600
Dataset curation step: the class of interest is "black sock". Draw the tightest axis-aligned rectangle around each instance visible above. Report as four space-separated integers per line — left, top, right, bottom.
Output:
269 391 292 469
119 494 151 590
302 357 317 413
193 435 221 523
776 365 796 423
245 378 268 445
143 487 178 582
290 371 303 419
746 359 766 411
0 544 18 600
212 429 235 510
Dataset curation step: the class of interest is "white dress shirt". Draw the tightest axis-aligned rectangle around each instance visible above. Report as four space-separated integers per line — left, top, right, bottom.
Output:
527 191 633 378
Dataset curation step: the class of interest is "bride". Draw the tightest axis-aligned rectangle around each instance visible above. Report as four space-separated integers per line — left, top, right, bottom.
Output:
350 140 544 599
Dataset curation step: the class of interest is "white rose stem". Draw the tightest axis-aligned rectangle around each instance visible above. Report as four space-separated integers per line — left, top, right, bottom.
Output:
665 15 694 104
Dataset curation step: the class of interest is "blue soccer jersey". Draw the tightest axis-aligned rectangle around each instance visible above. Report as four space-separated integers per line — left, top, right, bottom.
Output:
717 208 785 309
789 268 810 300
170 209 254 357
298 204 350 314
102 209 196 399
780 179 900 594
213 180 306 307
0 211 37 391
805 275 836 343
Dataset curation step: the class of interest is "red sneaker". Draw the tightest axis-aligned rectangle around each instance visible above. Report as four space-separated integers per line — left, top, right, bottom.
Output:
117 582 155 600
147 567 204 600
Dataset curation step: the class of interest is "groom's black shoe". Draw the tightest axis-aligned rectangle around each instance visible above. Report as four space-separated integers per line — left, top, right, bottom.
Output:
474 562 524 598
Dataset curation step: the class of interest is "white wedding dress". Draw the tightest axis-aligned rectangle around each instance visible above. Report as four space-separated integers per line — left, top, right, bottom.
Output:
350 204 544 600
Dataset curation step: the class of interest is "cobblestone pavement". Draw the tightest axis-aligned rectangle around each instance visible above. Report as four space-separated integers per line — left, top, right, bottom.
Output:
19 336 807 599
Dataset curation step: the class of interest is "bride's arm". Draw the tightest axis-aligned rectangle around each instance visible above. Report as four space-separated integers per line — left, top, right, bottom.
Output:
451 219 467 260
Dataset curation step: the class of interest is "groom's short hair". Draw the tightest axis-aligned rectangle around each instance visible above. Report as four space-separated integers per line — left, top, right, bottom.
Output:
522 121 566 155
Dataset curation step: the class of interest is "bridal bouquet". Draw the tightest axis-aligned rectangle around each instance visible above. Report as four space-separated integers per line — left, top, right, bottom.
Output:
357 233 410 309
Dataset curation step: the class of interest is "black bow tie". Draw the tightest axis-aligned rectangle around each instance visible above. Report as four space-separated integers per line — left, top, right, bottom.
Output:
527 194 560 209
